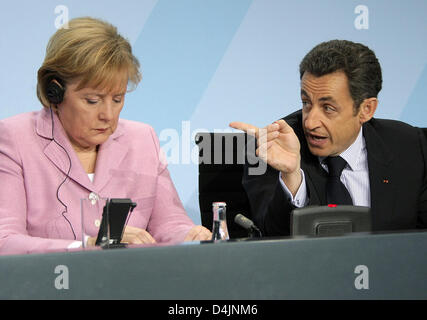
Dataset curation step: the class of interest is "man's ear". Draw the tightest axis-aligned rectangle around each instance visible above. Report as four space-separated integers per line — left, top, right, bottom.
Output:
358 98 378 124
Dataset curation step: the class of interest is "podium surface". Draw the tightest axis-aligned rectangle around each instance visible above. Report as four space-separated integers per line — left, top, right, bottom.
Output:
1 231 426 299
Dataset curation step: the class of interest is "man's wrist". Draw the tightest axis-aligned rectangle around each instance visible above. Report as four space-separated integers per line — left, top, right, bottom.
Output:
280 168 302 197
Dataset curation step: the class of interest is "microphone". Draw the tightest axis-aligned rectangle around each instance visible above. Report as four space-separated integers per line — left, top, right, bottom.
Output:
234 214 262 238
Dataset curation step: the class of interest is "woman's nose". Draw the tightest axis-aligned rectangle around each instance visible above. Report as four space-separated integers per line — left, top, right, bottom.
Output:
98 101 114 121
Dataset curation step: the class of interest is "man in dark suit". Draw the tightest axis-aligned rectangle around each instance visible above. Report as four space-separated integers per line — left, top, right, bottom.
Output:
230 40 427 236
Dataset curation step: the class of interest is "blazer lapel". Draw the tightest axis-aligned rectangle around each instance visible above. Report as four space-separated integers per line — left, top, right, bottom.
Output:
363 121 396 230
302 152 328 205
92 122 128 192
37 109 95 192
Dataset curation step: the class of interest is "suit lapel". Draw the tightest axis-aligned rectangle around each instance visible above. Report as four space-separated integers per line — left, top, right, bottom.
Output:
363 121 396 230
43 141 95 192
92 123 128 192
302 150 327 205
37 109 95 192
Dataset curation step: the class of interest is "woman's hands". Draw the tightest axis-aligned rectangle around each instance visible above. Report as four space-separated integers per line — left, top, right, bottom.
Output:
86 225 156 246
184 225 212 241
86 225 212 247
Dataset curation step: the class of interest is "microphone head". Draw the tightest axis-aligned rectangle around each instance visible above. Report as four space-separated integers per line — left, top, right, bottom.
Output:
234 213 254 230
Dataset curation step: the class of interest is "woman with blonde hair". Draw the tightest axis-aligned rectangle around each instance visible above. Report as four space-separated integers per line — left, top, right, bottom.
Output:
0 17 211 254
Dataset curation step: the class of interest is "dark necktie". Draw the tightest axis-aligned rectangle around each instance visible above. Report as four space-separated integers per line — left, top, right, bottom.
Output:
325 156 353 205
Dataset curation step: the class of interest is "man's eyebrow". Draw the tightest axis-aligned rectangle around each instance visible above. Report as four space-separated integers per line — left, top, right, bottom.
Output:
318 96 338 104
300 89 309 98
300 90 338 104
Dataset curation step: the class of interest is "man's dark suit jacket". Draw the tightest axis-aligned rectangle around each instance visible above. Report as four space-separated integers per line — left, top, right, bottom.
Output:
243 110 427 236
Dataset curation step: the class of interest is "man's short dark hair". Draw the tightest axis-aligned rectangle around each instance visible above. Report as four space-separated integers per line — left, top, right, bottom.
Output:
299 40 382 112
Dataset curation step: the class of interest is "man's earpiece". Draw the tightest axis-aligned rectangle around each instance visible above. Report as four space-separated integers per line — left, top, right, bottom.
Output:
46 77 66 105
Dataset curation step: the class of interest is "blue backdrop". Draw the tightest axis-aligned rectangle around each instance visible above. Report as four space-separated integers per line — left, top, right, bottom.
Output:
1 0 426 224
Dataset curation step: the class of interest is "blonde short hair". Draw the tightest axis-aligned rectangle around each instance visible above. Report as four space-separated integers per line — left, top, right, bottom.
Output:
37 17 141 108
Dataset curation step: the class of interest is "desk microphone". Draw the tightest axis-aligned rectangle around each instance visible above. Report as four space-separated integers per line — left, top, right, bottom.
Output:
234 214 262 238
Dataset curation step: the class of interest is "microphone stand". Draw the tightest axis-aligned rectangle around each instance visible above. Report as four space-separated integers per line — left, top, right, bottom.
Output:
248 226 262 238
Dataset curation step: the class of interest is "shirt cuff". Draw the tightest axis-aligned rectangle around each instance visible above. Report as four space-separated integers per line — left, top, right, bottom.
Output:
67 235 89 249
67 241 82 249
279 169 308 208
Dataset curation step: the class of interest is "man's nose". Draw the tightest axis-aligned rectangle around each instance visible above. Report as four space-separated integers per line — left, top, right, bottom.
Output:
304 106 322 130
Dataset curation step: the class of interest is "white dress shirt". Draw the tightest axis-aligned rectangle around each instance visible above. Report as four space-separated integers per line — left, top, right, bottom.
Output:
280 128 371 207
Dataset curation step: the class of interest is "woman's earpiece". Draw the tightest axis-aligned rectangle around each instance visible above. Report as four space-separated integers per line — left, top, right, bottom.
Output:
46 77 75 239
46 78 66 105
